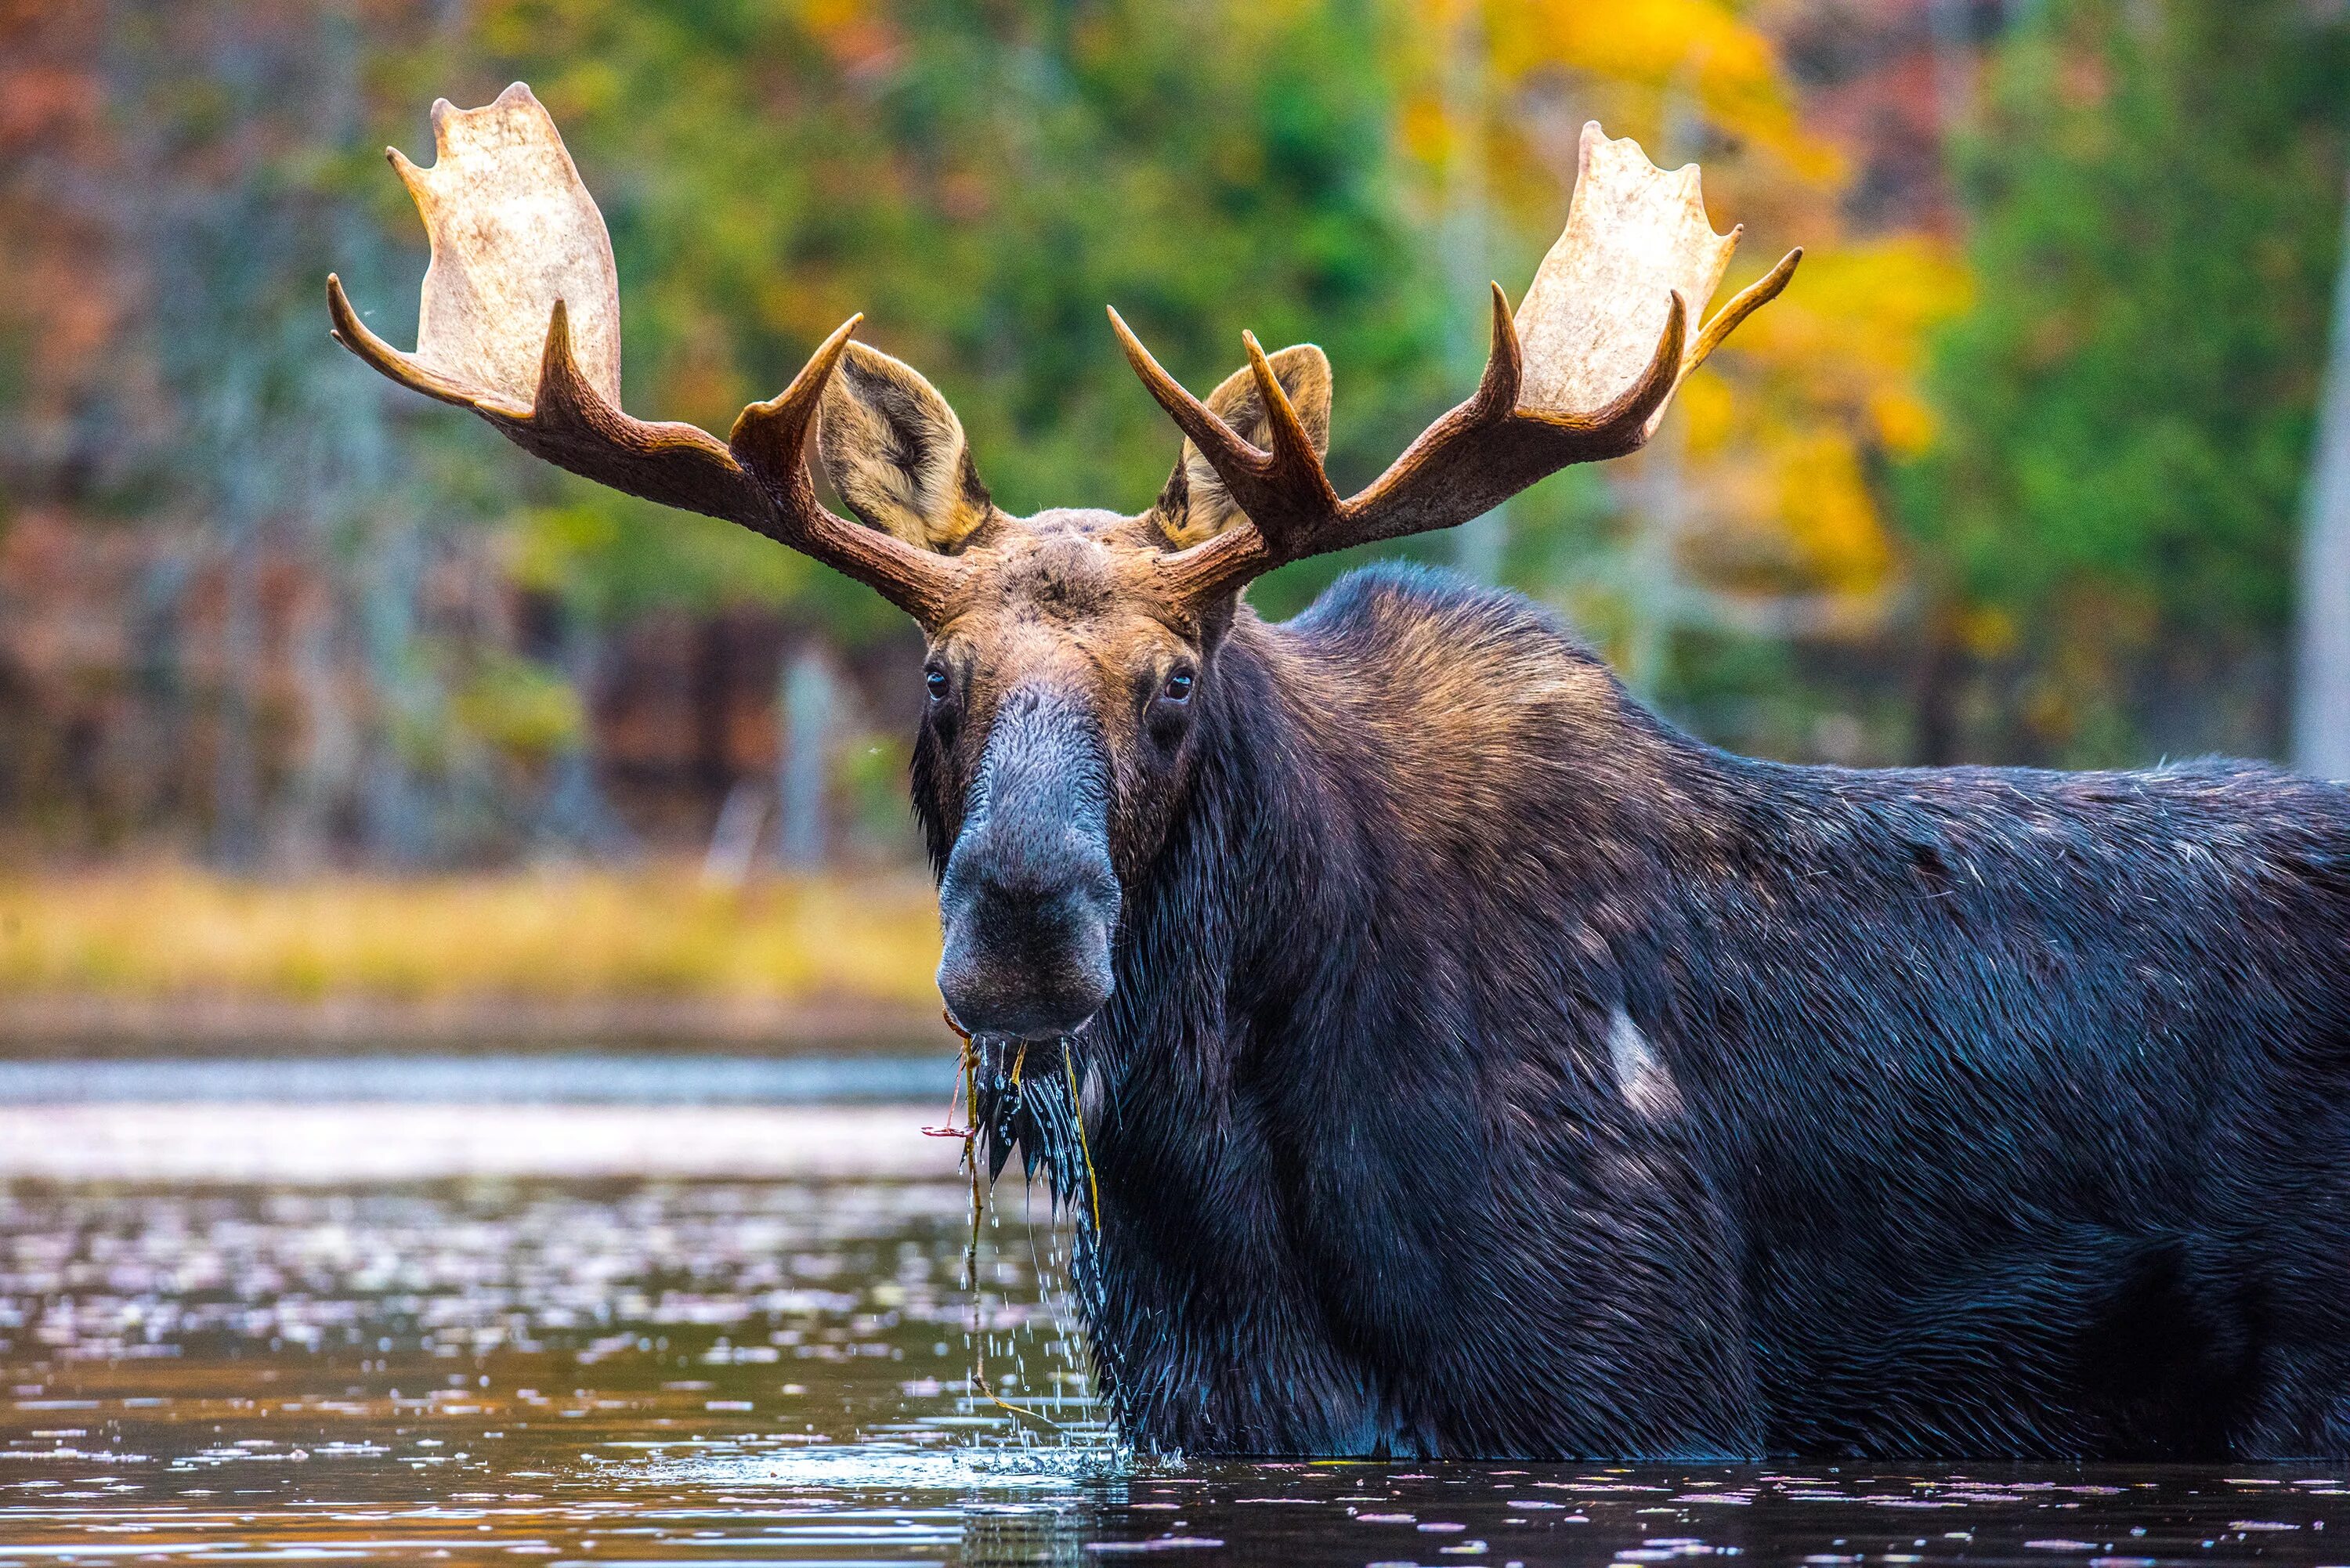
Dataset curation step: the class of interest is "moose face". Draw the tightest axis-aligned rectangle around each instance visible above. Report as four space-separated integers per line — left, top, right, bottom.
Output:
327 83 1795 1046
812 340 1332 1039
913 522 1195 1040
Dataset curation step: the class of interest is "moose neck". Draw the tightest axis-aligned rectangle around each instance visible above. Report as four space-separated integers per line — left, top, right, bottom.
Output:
1071 571 1726 1453
1105 581 1706 1074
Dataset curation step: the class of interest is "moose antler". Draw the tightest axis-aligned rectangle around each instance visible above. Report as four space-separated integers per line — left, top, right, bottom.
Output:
326 83 965 623
1112 125 1801 602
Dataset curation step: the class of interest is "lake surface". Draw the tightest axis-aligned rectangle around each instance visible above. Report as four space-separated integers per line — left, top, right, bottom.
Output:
0 1056 2345 1565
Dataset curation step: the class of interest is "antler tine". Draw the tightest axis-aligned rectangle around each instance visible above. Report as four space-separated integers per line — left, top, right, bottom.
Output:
728 320 970 625
1687 245 1802 376
328 272 528 418
1107 307 1266 475
729 313 863 497
530 298 604 427
1133 123 1799 605
1237 329 1345 555
1464 282 1526 425
327 83 966 626
1240 331 1321 470
1110 306 1349 565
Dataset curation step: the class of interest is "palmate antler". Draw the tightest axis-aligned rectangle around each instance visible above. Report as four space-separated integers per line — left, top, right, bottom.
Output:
325 84 965 623
1112 125 1801 603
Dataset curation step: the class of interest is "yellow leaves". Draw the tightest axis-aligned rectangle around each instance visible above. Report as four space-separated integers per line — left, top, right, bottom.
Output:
1695 236 1968 611
1668 235 1965 602
1394 0 1838 184
1771 430 1891 593
1733 240 1972 417
1484 0 1835 179
1676 370 1737 454
1674 416 1887 596
1870 388 1938 458
1399 94 1455 171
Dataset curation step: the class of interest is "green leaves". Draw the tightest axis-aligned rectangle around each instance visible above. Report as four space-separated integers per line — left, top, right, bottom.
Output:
1899 0 2350 761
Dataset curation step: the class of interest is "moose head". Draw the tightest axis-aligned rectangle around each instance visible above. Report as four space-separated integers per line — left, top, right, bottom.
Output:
327 84 1798 1042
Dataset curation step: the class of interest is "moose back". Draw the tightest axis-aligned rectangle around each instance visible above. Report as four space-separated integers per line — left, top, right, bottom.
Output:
331 85 2350 1459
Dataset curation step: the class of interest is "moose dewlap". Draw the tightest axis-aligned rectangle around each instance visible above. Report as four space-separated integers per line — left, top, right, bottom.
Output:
330 84 2350 1461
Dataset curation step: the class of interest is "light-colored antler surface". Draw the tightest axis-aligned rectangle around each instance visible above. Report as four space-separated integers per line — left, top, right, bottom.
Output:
1112 122 1800 602
1517 127 1737 437
399 84 623 412
326 84 964 623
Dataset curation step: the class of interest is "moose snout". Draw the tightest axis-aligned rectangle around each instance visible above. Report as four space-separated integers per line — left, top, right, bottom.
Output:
935 686 1120 1041
938 833 1119 1040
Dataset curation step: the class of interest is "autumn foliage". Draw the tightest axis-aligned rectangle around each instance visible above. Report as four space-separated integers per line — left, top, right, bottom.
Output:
0 0 2341 870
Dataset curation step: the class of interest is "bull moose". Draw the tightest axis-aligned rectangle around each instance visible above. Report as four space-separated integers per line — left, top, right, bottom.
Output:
330 85 2350 1460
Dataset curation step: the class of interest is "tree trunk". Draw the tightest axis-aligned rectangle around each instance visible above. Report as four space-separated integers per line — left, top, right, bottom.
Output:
1911 593 1967 765
2293 167 2350 779
775 645 837 870
1442 2 1506 584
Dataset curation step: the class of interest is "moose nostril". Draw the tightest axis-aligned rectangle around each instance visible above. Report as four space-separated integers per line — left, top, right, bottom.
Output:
944 872 1115 957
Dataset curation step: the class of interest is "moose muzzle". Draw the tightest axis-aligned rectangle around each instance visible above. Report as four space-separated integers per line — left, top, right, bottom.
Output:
936 687 1120 1040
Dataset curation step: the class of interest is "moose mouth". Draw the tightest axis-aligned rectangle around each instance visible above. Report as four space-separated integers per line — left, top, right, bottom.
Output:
933 686 1121 1041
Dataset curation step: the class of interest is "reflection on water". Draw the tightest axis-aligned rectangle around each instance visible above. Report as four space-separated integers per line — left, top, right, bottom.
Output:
0 1063 2345 1564
0 1165 1110 1560
0 1053 963 1104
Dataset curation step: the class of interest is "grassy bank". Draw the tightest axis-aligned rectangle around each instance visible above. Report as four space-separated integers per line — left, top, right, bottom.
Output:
0 865 946 1047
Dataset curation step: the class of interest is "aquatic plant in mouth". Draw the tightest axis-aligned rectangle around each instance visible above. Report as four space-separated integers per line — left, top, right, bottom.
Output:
935 1013 1108 1444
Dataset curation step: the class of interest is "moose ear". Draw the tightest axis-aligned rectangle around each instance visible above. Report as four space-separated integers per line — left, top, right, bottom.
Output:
815 341 992 551
1155 343 1332 548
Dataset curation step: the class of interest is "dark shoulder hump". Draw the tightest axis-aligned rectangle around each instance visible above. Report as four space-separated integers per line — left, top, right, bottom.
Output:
1289 561 1598 663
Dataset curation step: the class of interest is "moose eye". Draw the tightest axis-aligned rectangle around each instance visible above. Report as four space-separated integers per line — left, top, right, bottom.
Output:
1161 669 1195 703
924 667 951 703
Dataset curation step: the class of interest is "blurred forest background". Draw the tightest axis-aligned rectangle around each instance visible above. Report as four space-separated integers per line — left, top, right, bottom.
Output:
3 0 2349 1031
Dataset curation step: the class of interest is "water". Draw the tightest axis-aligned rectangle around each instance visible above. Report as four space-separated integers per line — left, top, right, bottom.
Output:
0 1057 2345 1564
